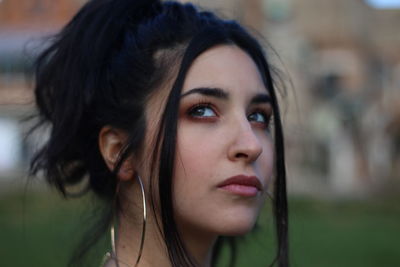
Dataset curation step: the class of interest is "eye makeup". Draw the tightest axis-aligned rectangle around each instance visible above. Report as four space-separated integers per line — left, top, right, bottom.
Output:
183 99 220 123
247 104 273 130
180 86 273 123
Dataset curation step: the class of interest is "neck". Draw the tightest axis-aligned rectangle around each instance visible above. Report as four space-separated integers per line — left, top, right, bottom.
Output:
114 183 217 267
179 223 217 267
116 212 168 267
115 212 217 267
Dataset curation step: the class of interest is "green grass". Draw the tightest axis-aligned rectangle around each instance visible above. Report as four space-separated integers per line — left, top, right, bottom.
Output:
1 189 399 267
288 197 400 267
0 188 107 267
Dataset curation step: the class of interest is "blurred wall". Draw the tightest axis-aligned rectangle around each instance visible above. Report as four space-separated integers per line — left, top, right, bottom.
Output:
260 0 400 196
0 0 83 180
0 0 399 197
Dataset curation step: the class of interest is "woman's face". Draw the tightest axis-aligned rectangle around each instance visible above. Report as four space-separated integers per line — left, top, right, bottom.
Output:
171 45 274 237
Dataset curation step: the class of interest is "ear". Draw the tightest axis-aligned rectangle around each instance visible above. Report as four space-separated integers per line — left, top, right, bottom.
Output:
98 126 134 181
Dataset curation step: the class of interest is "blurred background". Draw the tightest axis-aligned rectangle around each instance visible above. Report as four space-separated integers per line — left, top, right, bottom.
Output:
0 0 399 266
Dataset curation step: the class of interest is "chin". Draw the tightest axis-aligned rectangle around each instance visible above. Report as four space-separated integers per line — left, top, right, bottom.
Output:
216 214 259 236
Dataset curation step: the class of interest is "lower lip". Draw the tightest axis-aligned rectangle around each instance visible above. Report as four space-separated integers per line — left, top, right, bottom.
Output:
218 184 259 197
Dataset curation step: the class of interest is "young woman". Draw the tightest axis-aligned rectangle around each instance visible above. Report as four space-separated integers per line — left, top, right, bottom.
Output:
30 0 288 266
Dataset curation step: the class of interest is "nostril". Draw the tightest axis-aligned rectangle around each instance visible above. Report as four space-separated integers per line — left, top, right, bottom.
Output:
235 152 248 158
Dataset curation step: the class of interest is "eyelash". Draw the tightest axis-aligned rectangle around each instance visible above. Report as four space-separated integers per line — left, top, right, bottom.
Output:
187 102 218 120
186 101 272 129
248 108 272 129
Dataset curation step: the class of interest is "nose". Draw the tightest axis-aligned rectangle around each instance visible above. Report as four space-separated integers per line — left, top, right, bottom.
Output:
227 119 263 163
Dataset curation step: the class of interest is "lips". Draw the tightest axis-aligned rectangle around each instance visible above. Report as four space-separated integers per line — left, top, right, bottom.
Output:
217 175 262 197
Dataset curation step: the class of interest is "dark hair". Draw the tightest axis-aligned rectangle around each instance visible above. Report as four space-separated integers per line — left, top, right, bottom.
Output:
30 0 288 266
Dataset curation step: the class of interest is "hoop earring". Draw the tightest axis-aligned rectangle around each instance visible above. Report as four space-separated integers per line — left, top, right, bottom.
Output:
135 174 147 266
109 175 147 267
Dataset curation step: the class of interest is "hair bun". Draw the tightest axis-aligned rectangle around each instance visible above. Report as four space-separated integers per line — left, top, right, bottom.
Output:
30 0 163 197
108 0 162 25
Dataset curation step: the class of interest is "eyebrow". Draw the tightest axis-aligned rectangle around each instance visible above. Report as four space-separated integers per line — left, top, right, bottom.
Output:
251 93 271 105
180 87 229 99
180 86 271 104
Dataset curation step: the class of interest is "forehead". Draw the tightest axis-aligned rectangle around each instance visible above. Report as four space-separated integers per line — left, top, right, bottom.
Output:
182 45 267 95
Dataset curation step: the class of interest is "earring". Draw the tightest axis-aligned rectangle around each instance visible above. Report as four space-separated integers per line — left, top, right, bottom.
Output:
135 174 147 266
101 224 118 267
108 174 147 267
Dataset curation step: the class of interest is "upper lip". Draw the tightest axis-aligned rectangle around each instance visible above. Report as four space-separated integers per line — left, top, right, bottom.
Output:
218 175 263 191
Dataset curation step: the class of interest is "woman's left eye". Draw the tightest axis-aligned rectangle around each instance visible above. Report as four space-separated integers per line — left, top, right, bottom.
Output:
248 112 268 124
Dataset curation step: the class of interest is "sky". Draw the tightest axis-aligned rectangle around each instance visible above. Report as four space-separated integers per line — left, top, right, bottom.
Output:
366 0 400 8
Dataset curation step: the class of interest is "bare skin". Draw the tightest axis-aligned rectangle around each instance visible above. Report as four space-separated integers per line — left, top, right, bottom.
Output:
99 45 274 267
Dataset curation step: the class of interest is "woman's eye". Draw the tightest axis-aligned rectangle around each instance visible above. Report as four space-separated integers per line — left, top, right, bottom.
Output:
248 112 268 124
189 105 216 117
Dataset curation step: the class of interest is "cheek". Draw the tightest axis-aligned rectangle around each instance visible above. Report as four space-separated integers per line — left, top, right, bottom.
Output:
256 133 275 187
173 124 220 185
176 121 224 163
171 122 227 218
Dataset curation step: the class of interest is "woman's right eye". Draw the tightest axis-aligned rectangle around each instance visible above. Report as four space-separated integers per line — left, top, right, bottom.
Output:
188 105 216 118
